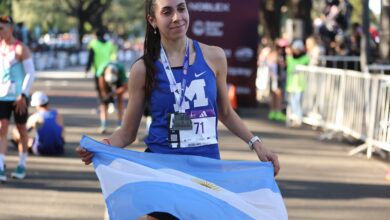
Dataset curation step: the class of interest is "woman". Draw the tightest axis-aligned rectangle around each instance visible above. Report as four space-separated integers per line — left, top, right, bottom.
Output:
77 0 280 218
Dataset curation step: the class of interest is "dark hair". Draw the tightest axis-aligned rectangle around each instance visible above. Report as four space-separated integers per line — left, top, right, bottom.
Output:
143 0 161 99
0 15 13 25
96 28 106 39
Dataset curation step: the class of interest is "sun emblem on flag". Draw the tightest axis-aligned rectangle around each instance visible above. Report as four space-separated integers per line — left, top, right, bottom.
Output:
191 178 220 191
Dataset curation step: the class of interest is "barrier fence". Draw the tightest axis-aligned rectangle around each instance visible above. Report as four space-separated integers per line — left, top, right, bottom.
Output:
319 55 361 71
294 65 390 158
32 49 142 71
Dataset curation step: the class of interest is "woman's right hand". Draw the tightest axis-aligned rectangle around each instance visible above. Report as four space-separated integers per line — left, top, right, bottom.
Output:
76 147 94 165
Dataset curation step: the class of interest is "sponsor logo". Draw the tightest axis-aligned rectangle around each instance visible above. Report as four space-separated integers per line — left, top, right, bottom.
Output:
194 71 206 78
188 2 230 13
235 47 254 62
192 20 224 37
199 111 208 117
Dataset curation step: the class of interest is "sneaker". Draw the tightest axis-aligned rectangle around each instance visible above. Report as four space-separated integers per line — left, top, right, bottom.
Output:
0 167 6 182
11 165 26 180
275 111 286 122
268 111 277 121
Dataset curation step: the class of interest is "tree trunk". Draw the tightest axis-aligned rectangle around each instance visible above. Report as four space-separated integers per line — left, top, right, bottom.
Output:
286 0 313 39
260 0 285 39
379 0 390 63
77 19 84 49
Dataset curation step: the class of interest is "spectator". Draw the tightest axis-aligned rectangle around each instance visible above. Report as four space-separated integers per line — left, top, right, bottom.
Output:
0 15 36 181
12 91 65 156
96 62 128 133
306 36 325 66
267 47 286 122
85 29 117 133
286 40 309 127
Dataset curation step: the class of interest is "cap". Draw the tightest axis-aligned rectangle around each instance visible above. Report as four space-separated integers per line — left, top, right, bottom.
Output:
31 91 49 107
291 40 305 51
0 16 13 25
277 38 289 48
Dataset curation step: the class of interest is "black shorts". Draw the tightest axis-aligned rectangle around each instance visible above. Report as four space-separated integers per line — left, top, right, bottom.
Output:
0 101 28 123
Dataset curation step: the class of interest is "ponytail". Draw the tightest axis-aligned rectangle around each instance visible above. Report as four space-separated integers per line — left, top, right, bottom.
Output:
143 0 161 99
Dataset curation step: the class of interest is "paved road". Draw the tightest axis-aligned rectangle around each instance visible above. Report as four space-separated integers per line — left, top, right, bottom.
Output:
0 68 389 220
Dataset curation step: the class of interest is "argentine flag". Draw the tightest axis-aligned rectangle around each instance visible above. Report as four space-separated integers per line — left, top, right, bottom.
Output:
80 136 288 220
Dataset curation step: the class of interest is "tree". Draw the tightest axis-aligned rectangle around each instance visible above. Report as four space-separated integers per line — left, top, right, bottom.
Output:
0 0 12 16
104 0 144 37
10 0 145 47
259 0 286 40
259 0 312 42
285 0 313 40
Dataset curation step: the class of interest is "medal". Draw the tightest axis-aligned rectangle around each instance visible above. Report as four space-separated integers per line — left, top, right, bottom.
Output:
172 112 192 130
162 38 193 132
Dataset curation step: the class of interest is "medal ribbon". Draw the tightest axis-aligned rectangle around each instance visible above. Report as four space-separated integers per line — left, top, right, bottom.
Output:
160 38 190 113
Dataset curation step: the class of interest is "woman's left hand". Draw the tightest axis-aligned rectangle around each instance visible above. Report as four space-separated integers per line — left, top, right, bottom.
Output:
253 142 280 176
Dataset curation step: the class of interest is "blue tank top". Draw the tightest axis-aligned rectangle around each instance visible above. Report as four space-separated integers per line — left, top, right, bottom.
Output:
36 109 64 155
145 40 220 159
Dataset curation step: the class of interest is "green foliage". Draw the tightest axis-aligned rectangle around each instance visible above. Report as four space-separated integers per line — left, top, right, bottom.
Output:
349 0 363 24
104 0 145 37
10 0 145 37
0 0 12 16
347 0 378 26
13 1 77 33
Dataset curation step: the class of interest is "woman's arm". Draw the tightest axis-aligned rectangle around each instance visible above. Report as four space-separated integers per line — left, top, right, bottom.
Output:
77 60 147 165
15 43 34 114
202 44 280 175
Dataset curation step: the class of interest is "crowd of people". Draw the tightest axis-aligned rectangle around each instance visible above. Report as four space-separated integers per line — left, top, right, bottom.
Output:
258 36 315 127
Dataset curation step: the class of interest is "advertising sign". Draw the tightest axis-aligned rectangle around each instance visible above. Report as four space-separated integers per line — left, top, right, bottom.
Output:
187 0 260 106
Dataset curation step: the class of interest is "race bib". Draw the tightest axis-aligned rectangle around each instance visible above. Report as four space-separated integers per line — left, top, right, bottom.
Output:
168 109 217 148
0 81 15 97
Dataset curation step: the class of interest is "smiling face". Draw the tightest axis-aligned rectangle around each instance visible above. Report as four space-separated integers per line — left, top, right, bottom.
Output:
148 0 189 41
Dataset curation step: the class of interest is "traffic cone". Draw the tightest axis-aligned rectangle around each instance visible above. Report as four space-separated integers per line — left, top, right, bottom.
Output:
228 84 238 111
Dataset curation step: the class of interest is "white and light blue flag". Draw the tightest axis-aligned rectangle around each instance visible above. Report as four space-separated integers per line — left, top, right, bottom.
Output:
80 136 288 220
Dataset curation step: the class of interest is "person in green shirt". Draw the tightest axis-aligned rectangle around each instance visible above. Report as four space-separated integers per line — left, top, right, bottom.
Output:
85 29 118 133
96 62 128 134
286 40 309 127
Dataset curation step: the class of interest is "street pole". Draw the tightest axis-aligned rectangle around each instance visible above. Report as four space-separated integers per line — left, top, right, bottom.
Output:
379 0 390 64
360 0 370 72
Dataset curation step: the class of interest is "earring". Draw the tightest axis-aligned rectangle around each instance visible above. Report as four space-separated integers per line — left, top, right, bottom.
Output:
153 28 157 35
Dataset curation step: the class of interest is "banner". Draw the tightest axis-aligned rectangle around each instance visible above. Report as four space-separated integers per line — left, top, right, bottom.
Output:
80 136 288 220
187 0 260 106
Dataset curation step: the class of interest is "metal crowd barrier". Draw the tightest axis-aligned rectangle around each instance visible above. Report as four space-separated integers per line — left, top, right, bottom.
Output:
32 49 141 71
368 64 390 75
319 55 361 71
299 66 344 136
294 65 390 158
